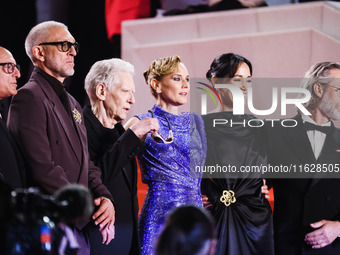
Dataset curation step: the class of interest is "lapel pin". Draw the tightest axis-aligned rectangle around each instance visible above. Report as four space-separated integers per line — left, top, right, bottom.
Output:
72 108 82 124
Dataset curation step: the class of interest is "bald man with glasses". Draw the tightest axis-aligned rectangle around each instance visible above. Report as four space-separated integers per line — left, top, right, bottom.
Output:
0 46 24 190
7 21 115 254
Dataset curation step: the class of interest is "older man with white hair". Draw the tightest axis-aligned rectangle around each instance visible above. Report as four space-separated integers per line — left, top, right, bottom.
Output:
83 58 158 255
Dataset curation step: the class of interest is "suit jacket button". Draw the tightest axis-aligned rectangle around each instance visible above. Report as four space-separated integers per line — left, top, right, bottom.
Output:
326 197 331 201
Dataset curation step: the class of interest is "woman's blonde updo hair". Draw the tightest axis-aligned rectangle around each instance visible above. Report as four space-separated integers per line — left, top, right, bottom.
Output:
143 55 182 98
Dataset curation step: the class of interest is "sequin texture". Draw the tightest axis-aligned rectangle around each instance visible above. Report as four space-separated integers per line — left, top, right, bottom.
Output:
136 105 207 255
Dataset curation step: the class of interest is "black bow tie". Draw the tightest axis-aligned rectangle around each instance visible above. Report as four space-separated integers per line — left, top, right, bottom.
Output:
304 122 332 135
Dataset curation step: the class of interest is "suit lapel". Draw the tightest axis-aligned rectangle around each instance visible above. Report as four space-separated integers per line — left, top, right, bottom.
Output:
309 124 340 188
36 74 83 165
122 166 133 192
68 98 88 183
0 116 26 187
116 124 133 190
0 117 11 141
319 123 340 160
68 98 85 157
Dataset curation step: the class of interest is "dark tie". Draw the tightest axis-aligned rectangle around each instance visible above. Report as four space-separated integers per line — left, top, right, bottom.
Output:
304 122 332 135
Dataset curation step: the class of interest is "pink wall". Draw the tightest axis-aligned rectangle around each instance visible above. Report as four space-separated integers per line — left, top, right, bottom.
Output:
122 1 340 121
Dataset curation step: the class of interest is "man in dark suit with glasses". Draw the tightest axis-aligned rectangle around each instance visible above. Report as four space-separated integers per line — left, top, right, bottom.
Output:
7 21 115 255
268 61 340 255
0 46 25 255
0 46 24 190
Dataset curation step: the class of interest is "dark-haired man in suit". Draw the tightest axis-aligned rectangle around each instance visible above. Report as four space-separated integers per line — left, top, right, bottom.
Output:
268 62 340 255
7 21 115 254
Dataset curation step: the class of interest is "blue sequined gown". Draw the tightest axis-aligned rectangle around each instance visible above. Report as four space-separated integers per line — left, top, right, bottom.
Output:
136 105 207 255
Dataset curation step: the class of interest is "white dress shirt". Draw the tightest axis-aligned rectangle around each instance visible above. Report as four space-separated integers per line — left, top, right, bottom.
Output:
301 114 331 159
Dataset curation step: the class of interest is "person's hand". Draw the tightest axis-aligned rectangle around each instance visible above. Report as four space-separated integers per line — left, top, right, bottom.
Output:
304 220 340 248
92 197 115 231
130 117 160 139
238 0 265 7
100 224 115 245
261 179 270 199
202 195 212 208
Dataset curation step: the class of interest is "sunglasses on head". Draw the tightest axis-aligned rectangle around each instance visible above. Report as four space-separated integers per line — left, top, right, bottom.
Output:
148 110 174 144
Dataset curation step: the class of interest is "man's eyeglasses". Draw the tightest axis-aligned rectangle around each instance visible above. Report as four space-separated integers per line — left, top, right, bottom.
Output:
148 110 174 144
323 84 340 96
0 62 20 74
39 41 80 53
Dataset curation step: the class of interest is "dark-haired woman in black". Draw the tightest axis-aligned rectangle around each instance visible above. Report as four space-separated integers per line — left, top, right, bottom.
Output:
201 53 274 255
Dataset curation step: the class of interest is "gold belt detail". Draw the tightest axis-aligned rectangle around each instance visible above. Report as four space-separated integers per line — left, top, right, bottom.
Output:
220 190 236 207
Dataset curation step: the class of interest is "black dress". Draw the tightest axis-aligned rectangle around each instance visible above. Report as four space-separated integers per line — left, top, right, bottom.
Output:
83 105 143 255
201 112 274 255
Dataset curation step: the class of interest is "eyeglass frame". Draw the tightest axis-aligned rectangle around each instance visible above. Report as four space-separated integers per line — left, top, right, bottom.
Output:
148 110 174 144
321 83 340 96
0 62 20 74
38 41 80 53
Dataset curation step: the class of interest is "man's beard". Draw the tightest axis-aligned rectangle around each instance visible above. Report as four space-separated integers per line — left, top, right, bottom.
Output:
318 90 340 120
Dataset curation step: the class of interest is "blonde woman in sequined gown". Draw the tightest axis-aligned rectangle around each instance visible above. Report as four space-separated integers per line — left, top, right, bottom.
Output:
125 56 207 255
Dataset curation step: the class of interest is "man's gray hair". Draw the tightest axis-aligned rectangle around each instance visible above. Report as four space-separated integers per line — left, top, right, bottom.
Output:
25 21 68 63
85 58 135 96
301 61 340 108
